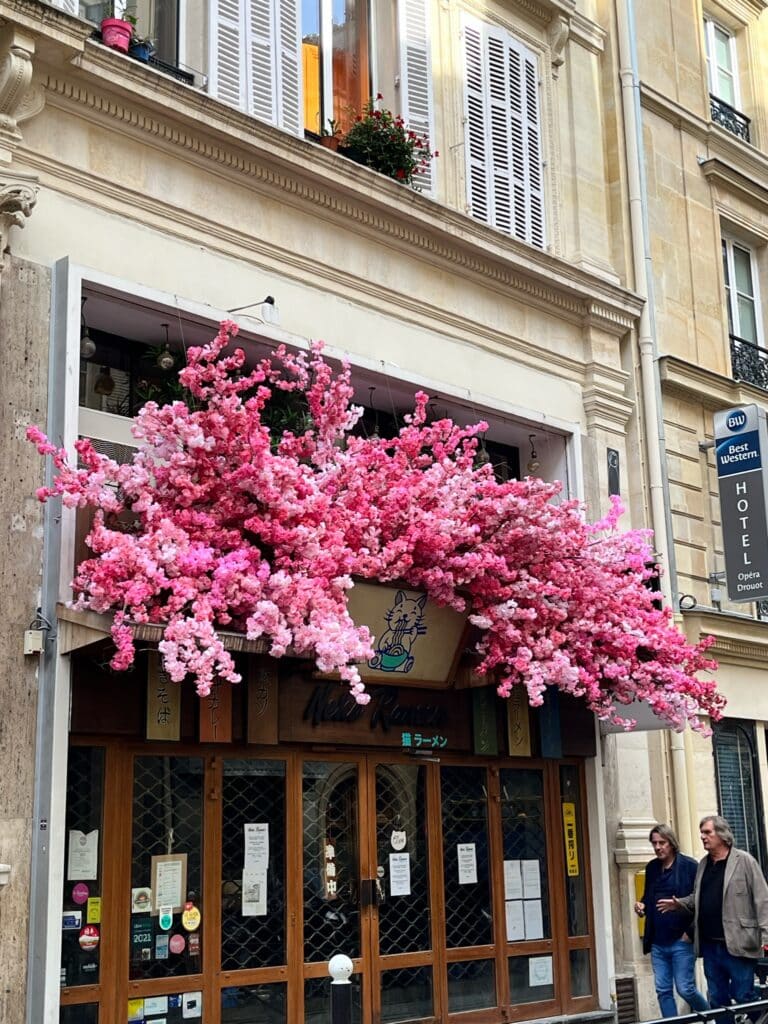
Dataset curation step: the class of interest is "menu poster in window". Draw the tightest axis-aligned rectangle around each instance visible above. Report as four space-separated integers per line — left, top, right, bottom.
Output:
522 859 541 899
457 843 478 885
389 853 411 896
523 899 544 939
150 854 187 915
242 870 268 916
67 829 99 881
504 859 523 900
505 899 525 941
529 955 553 987
244 823 269 874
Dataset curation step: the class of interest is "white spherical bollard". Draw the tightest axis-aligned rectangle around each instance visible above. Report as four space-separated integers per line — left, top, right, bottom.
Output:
328 953 353 984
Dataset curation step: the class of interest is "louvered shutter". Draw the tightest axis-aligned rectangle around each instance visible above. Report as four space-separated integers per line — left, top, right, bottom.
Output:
521 43 544 247
50 0 78 13
210 0 247 110
248 0 277 124
399 0 435 195
275 0 302 135
462 17 545 248
462 16 490 224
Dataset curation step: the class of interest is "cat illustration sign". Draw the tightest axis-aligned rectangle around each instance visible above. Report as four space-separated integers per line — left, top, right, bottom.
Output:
345 582 468 686
714 404 768 602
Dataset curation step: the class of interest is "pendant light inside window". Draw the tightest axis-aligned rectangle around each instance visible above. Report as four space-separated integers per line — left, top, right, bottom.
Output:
157 324 175 371
80 297 96 360
526 434 540 474
94 365 115 396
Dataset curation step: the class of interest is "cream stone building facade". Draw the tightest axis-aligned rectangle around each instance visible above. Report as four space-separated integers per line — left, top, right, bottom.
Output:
0 0 763 1022
601 0 768 1020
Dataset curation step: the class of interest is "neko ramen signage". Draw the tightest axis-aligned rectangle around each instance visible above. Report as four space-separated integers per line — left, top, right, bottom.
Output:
279 679 473 751
345 582 468 686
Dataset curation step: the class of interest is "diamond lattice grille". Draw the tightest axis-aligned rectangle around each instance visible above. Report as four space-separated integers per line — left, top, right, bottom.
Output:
440 766 492 948
130 756 204 980
221 759 287 970
375 764 430 955
499 768 550 938
302 762 361 962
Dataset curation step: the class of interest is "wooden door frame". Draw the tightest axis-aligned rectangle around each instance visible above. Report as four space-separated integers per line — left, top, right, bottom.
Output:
60 740 597 1024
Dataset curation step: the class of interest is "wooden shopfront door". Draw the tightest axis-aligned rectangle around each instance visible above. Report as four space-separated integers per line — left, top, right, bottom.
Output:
60 743 597 1024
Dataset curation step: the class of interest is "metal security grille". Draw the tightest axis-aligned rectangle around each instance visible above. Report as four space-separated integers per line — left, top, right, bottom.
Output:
375 764 430 955
130 756 204 980
302 762 361 962
499 768 550 937
221 759 287 970
440 766 492 948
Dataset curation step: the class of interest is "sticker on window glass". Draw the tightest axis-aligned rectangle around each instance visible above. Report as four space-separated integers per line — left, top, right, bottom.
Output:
182 991 202 1018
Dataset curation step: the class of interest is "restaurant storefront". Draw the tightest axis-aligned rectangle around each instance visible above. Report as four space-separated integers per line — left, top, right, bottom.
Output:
59 639 601 1024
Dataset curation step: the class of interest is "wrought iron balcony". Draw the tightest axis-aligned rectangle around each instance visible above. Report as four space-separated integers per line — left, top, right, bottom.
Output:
730 334 768 390
710 95 751 143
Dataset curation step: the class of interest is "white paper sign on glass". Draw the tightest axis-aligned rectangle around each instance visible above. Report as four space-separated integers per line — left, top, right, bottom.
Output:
457 844 478 885
523 899 544 939
242 871 268 916
154 859 184 912
529 955 553 987
389 853 411 896
504 859 523 900
182 991 203 1018
505 899 525 941
144 996 169 1014
244 823 269 873
522 859 541 899
67 830 99 881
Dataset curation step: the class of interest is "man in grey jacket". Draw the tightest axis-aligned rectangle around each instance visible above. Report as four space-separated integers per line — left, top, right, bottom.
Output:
658 814 768 1008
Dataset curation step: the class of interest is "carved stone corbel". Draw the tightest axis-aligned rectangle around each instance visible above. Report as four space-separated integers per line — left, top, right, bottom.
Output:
0 171 39 270
548 15 570 77
0 25 37 163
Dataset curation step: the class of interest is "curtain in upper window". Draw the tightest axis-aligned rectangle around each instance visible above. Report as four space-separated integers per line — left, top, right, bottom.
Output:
462 15 544 249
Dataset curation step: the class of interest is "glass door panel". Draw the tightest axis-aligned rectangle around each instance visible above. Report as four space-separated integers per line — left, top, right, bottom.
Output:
500 768 550 939
375 763 430 954
129 756 204 980
221 759 286 970
440 766 492 949
302 761 361 961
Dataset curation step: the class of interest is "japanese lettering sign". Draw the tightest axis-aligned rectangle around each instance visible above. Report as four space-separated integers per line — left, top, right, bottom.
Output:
561 801 579 877
146 655 181 741
714 404 768 602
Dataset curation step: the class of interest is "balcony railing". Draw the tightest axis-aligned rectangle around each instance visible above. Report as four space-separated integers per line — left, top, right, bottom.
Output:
730 334 768 390
710 94 751 143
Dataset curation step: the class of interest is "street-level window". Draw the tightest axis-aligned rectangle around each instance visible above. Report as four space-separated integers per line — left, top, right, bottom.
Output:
713 719 766 870
722 238 761 345
461 15 545 249
704 18 740 108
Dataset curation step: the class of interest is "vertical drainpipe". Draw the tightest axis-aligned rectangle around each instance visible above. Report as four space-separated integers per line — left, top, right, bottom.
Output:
616 0 693 853
26 259 70 1024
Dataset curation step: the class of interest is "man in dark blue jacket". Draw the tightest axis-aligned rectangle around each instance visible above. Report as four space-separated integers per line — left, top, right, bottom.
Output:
634 824 709 1017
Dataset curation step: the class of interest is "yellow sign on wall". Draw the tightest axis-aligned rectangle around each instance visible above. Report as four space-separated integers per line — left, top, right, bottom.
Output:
562 802 579 877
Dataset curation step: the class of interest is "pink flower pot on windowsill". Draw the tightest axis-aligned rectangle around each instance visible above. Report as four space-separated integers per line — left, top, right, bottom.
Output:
100 18 133 53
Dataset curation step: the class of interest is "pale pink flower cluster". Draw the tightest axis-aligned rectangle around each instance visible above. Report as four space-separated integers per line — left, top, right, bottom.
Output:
28 324 721 729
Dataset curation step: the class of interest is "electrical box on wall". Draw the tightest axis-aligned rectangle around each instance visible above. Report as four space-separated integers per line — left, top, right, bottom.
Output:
24 629 44 655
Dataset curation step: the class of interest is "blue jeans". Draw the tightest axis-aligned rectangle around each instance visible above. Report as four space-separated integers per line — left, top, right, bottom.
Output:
700 940 757 1008
651 939 710 1017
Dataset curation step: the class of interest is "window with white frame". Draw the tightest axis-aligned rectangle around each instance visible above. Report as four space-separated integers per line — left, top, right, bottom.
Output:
722 237 762 345
704 18 739 108
461 15 545 249
209 0 435 192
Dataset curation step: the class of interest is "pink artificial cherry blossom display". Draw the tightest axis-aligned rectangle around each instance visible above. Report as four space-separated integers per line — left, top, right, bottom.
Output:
28 323 722 731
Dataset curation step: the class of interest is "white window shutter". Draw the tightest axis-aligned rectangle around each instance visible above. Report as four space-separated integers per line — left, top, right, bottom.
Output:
462 16 490 224
462 17 545 248
248 0 278 124
399 0 435 195
275 0 303 136
522 45 544 247
210 0 247 110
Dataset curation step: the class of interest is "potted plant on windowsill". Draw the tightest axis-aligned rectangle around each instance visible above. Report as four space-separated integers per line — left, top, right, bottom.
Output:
100 10 134 53
318 119 342 152
129 31 155 63
340 94 438 188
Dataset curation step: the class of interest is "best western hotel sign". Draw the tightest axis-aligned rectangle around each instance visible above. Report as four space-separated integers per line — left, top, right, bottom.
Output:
715 404 768 602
